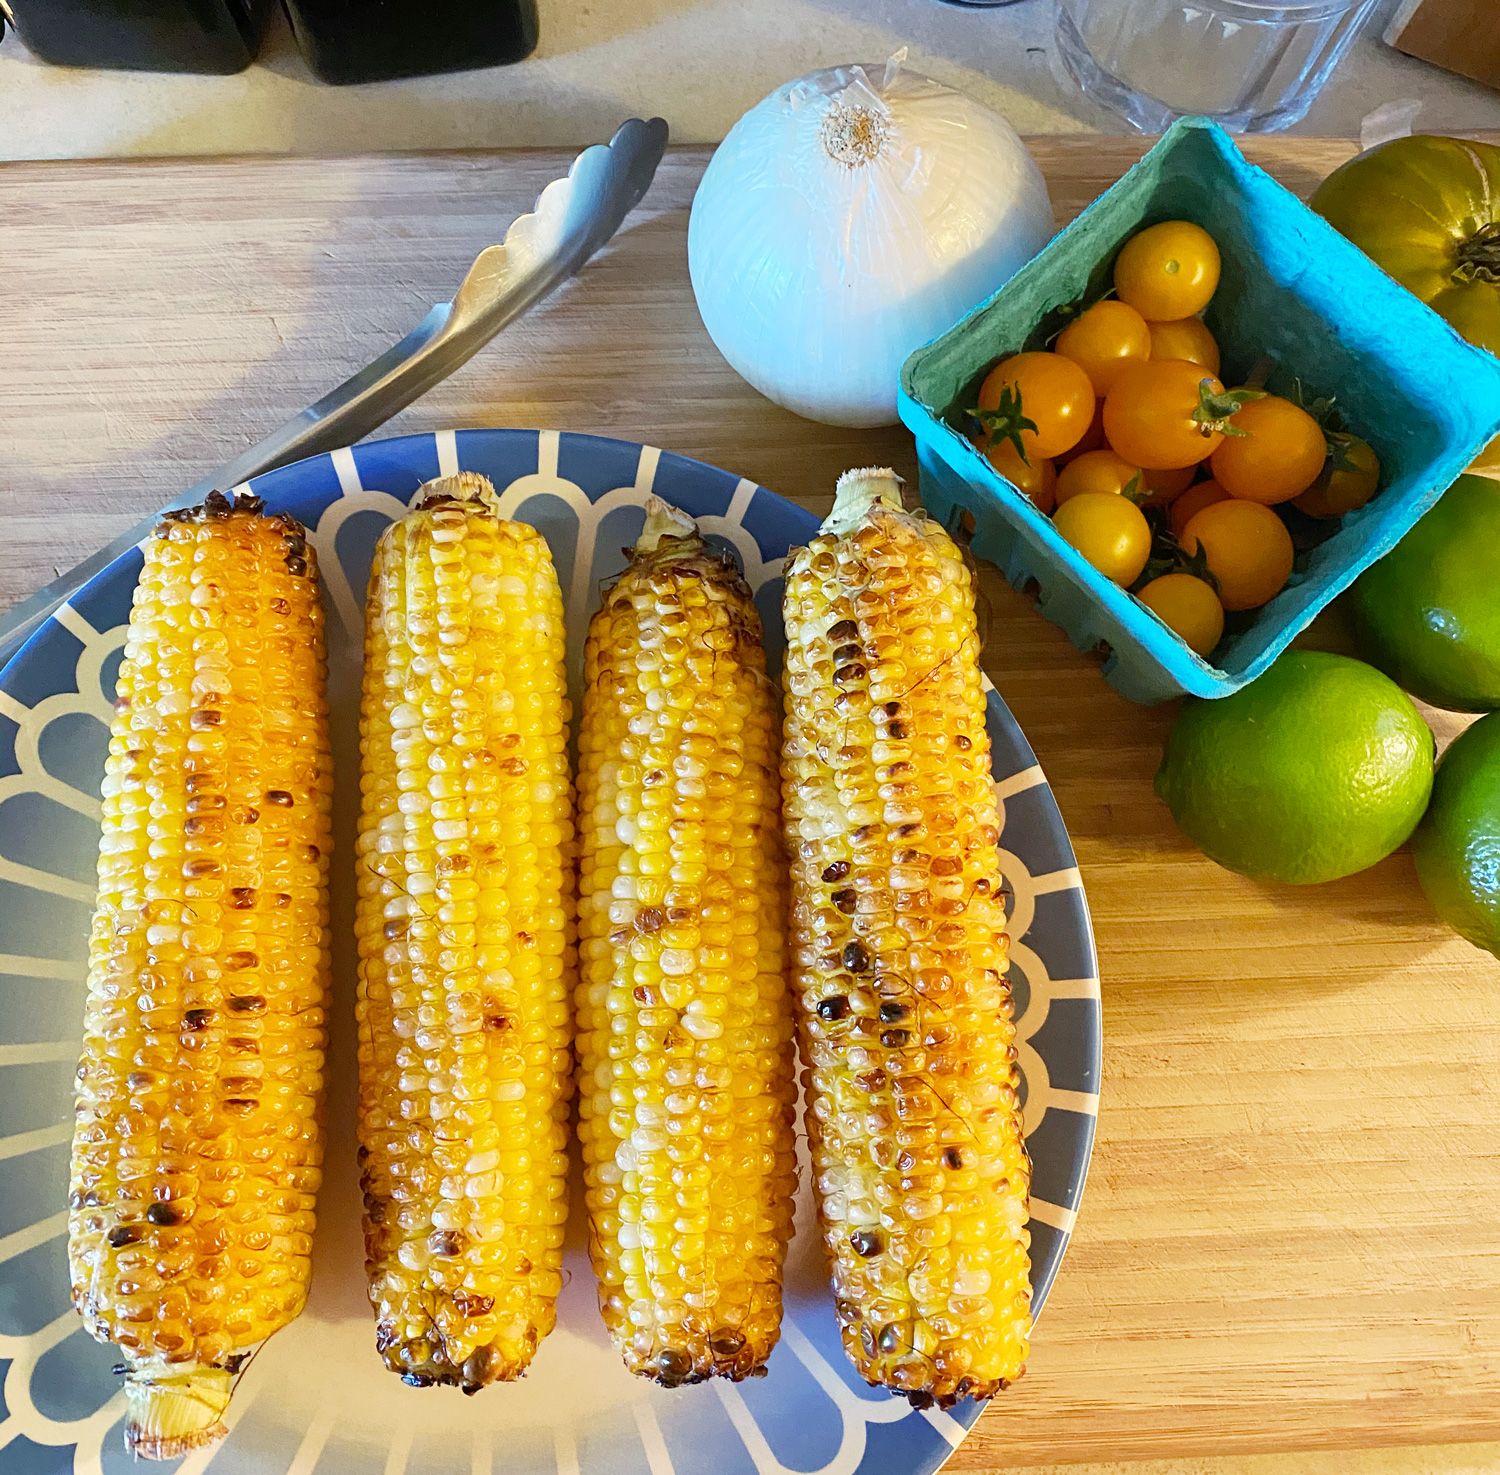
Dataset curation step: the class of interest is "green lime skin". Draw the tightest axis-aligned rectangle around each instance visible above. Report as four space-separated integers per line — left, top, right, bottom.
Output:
1156 652 1434 885
1411 712 1500 958
1350 475 1500 713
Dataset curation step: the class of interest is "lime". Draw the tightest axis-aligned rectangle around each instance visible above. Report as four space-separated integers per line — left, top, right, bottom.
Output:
1155 651 1434 884
1411 712 1500 958
1350 475 1500 712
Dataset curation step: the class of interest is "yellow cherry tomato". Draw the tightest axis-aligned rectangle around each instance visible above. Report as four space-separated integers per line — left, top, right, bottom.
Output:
1056 448 1142 506
977 351 1097 461
1141 464 1198 507
985 438 1058 514
1053 492 1152 586
1055 300 1152 396
1170 477 1229 537
1057 397 1106 465
1114 221 1221 321
1292 436 1381 519
1136 573 1225 657
1210 394 1327 505
1103 359 1227 469
1181 499 1295 611
1147 316 1221 374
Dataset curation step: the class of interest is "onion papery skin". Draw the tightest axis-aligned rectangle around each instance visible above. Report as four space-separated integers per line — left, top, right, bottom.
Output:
688 61 1056 429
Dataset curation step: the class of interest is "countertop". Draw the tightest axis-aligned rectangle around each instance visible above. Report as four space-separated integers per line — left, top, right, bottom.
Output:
1 0 1499 160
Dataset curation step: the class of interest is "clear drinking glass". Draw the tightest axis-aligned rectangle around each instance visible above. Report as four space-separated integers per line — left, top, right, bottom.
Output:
1055 0 1378 133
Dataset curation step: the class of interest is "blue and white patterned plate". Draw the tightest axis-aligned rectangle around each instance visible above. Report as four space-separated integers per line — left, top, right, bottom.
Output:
0 430 1100 1475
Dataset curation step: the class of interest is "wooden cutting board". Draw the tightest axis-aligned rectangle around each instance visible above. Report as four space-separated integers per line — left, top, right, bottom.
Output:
2 138 1499 1472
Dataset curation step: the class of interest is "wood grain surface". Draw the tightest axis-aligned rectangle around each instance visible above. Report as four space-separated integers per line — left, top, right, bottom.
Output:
1387 0 1500 92
2 137 1498 1470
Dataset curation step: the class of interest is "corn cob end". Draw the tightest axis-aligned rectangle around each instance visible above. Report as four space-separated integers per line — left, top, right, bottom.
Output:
823 466 905 536
123 1363 231 1460
635 494 698 550
372 1325 544 1392
412 470 501 513
615 1334 771 1389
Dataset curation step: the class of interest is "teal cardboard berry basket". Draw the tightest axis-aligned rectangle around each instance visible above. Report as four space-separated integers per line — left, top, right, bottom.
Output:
898 117 1500 704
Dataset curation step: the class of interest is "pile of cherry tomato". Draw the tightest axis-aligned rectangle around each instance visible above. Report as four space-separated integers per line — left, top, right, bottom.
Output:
971 220 1383 659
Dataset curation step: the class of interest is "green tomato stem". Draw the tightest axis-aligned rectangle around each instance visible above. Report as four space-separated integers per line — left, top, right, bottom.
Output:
1325 431 1362 476
971 384 1039 465
1455 222 1500 285
1192 380 1264 438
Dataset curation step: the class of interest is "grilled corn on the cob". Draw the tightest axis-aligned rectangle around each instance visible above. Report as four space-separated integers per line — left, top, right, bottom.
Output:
354 472 574 1390
576 498 798 1385
69 490 333 1458
780 468 1031 1407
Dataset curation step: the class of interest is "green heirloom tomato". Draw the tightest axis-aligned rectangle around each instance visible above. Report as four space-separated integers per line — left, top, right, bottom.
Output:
1312 134 1500 357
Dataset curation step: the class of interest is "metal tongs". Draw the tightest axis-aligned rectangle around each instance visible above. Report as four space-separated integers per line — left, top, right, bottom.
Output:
0 116 670 668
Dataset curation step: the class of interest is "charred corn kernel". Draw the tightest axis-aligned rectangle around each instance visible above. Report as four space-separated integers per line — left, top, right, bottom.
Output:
355 472 575 1391
69 490 332 1459
780 468 1031 1409
576 498 798 1386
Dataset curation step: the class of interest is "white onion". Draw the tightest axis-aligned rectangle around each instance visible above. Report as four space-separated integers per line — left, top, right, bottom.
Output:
688 55 1056 429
